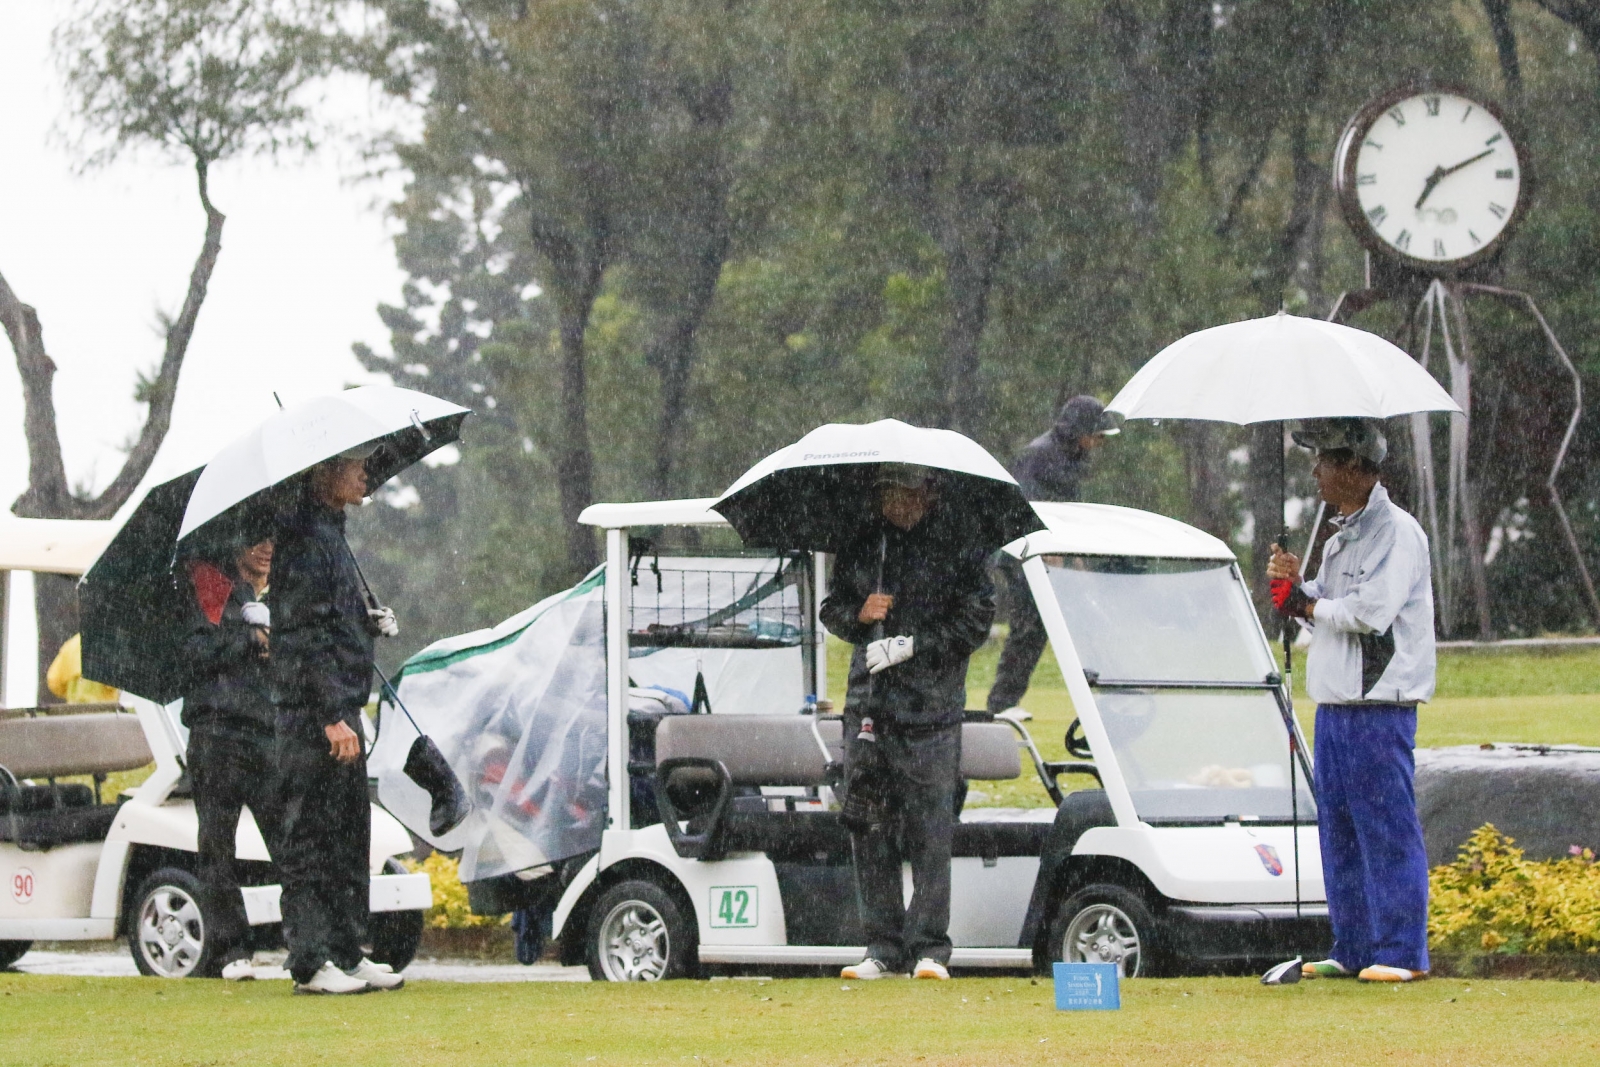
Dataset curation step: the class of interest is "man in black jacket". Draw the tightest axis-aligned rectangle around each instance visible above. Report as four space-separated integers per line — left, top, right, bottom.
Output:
987 396 1118 714
820 465 995 981
269 446 402 995
181 532 276 980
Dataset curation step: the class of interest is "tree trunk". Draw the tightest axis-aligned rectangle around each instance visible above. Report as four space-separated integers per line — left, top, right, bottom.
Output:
1483 0 1523 99
646 240 726 500
935 182 1009 435
555 280 600 578
1176 422 1232 542
4 157 224 698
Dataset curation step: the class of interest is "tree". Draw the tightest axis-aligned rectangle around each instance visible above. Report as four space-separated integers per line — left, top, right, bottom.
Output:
3 0 332 697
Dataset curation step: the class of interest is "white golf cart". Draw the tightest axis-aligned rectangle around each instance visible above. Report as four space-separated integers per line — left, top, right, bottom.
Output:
520 498 1327 979
0 516 431 977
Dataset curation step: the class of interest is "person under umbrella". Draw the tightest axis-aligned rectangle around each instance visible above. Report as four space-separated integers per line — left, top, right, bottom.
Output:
987 395 1119 717
269 446 403 995
819 464 996 982
1266 419 1435 984
177 522 279 981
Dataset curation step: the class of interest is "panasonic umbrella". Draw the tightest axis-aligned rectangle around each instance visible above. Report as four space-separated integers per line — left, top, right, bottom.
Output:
713 419 1043 555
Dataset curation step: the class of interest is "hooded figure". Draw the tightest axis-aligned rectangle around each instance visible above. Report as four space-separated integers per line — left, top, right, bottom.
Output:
987 396 1118 714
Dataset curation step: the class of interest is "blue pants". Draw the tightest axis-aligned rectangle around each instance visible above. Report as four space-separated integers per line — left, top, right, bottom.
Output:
1314 704 1430 973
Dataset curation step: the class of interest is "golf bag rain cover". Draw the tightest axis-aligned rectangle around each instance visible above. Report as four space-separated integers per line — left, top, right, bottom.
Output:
370 572 608 882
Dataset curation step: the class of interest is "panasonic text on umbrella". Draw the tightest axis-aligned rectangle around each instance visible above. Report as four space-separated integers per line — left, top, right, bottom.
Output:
802 451 881 461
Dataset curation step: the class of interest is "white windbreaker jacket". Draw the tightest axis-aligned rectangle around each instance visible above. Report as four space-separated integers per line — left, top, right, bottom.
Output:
1301 483 1437 706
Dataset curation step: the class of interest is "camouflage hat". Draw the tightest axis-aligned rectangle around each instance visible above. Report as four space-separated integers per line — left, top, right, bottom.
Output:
1291 418 1387 465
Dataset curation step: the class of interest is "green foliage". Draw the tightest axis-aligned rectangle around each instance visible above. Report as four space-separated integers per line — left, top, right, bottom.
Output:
1431 824 1600 954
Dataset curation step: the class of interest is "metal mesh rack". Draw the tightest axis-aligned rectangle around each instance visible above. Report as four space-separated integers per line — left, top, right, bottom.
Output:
628 552 807 649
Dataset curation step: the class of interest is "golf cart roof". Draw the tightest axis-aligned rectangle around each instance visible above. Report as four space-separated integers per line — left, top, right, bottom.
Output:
579 498 729 530
1005 502 1234 562
0 517 117 576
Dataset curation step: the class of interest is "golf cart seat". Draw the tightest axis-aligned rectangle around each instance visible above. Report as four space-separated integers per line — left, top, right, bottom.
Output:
653 715 1024 859
0 709 152 849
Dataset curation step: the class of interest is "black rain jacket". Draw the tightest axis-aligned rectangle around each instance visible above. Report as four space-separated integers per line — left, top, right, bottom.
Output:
180 563 275 738
1009 395 1109 502
268 501 376 728
820 507 995 730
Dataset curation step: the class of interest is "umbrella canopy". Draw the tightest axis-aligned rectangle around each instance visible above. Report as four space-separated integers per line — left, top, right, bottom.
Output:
713 419 1042 554
177 385 471 540
80 469 204 703
1107 312 1462 425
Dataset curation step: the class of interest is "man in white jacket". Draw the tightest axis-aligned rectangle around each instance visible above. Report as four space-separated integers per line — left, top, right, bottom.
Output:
1266 418 1435 984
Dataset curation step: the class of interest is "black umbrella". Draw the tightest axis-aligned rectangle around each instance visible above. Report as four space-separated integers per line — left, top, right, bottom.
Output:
79 469 204 703
713 419 1043 555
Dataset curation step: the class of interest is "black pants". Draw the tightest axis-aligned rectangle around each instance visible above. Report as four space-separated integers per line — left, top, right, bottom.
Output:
188 726 280 966
987 555 1048 713
845 719 961 970
275 713 371 984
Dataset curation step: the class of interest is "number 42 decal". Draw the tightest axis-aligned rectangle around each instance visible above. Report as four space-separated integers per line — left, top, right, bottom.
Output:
711 885 758 928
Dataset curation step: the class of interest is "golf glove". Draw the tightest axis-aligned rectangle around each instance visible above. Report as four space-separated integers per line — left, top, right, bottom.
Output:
240 602 271 629
368 606 400 638
865 635 914 674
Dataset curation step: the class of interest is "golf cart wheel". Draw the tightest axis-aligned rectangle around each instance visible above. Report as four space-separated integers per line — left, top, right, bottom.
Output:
0 940 31 970
586 879 697 982
366 862 425 971
1049 883 1165 979
128 867 220 979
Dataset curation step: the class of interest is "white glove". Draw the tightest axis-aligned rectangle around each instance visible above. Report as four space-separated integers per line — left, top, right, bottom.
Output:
865 635 914 675
368 606 400 638
240 602 271 628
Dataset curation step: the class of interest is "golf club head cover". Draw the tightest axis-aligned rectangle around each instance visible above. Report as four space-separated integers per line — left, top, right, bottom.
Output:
865 635 914 674
1270 580 1314 619
840 742 890 835
403 735 471 837
1260 956 1303 985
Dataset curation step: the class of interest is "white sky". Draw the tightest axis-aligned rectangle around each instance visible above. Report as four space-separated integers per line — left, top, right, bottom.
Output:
0 0 406 516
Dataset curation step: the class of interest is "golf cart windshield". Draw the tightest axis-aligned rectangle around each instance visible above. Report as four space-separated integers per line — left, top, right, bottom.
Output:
1046 556 1314 824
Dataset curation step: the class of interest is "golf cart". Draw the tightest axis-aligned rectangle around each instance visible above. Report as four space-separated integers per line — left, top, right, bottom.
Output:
0 516 431 977
452 497 1327 979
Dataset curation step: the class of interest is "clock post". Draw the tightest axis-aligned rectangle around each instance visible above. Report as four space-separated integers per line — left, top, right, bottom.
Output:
1324 83 1600 638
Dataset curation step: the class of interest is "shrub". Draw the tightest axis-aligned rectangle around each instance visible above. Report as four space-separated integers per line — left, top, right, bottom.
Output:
404 853 507 929
1429 824 1600 954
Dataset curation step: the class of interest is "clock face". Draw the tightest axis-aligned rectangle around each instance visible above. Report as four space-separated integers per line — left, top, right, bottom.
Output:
1336 89 1526 269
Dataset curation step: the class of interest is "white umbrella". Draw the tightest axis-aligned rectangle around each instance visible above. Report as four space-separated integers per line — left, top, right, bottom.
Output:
1107 311 1462 425
177 385 471 540
713 419 1041 553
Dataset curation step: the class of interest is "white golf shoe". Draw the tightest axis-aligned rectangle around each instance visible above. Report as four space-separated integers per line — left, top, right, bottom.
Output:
220 959 256 981
345 958 405 990
912 959 950 980
293 961 372 995
840 958 895 980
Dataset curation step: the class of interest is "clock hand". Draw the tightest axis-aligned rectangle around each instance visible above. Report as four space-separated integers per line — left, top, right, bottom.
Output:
1415 149 1496 209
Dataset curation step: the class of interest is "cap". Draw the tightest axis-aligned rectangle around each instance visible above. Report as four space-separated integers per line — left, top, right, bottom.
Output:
874 463 934 489
1291 418 1387 465
335 441 381 461
1055 395 1121 438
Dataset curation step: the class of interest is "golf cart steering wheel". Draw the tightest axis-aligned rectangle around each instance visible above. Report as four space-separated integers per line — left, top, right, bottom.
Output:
1064 719 1094 760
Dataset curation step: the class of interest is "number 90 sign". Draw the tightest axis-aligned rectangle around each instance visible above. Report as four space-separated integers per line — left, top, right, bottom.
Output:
11 868 34 905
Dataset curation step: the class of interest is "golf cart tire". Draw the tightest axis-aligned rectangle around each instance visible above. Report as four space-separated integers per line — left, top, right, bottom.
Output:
586 878 698 982
366 859 426 971
128 867 224 979
1048 882 1170 979
0 940 30 970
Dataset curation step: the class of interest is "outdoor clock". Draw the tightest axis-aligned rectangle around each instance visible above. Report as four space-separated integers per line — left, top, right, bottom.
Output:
1333 85 1529 273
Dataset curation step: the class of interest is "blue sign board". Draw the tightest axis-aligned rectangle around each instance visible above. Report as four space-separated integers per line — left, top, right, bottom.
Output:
1053 962 1121 1010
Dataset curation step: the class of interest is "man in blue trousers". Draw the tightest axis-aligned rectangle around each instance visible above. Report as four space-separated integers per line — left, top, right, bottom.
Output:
1267 418 1435 983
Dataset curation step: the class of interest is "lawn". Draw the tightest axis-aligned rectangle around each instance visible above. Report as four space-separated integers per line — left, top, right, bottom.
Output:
3 973 1598 1067
829 636 1600 808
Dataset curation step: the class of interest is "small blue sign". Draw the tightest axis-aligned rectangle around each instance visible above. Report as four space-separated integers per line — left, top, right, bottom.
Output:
1053 962 1121 1010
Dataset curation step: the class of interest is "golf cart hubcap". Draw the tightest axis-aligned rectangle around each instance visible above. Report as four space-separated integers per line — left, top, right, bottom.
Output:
137 886 205 978
1063 903 1141 977
599 900 669 981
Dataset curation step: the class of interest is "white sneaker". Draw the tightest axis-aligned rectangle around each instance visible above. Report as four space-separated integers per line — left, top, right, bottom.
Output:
293 961 372 995
912 958 950 980
345 958 405 990
220 959 256 982
840 958 894 980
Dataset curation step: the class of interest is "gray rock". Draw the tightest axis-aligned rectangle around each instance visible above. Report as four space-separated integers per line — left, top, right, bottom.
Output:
1415 744 1600 867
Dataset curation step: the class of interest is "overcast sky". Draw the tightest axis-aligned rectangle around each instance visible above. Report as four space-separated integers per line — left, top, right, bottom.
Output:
0 0 407 516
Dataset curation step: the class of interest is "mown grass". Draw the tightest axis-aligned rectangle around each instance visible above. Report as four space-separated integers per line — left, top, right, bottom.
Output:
828 635 1600 808
3 972 1599 1067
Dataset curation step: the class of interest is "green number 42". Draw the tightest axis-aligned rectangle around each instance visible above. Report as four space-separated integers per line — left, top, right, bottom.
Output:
711 886 757 928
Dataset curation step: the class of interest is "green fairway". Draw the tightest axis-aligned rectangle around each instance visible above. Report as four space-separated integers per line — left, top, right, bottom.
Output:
3 973 1597 1066
830 636 1600 808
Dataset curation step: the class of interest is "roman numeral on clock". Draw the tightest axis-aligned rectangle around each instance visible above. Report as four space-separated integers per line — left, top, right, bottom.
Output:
1496 169 1514 179
1367 205 1388 226
1488 202 1507 219
1433 238 1446 257
1356 174 1376 186
1395 229 1412 251
1424 95 1441 116
1388 107 1406 127
1485 132 1503 146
